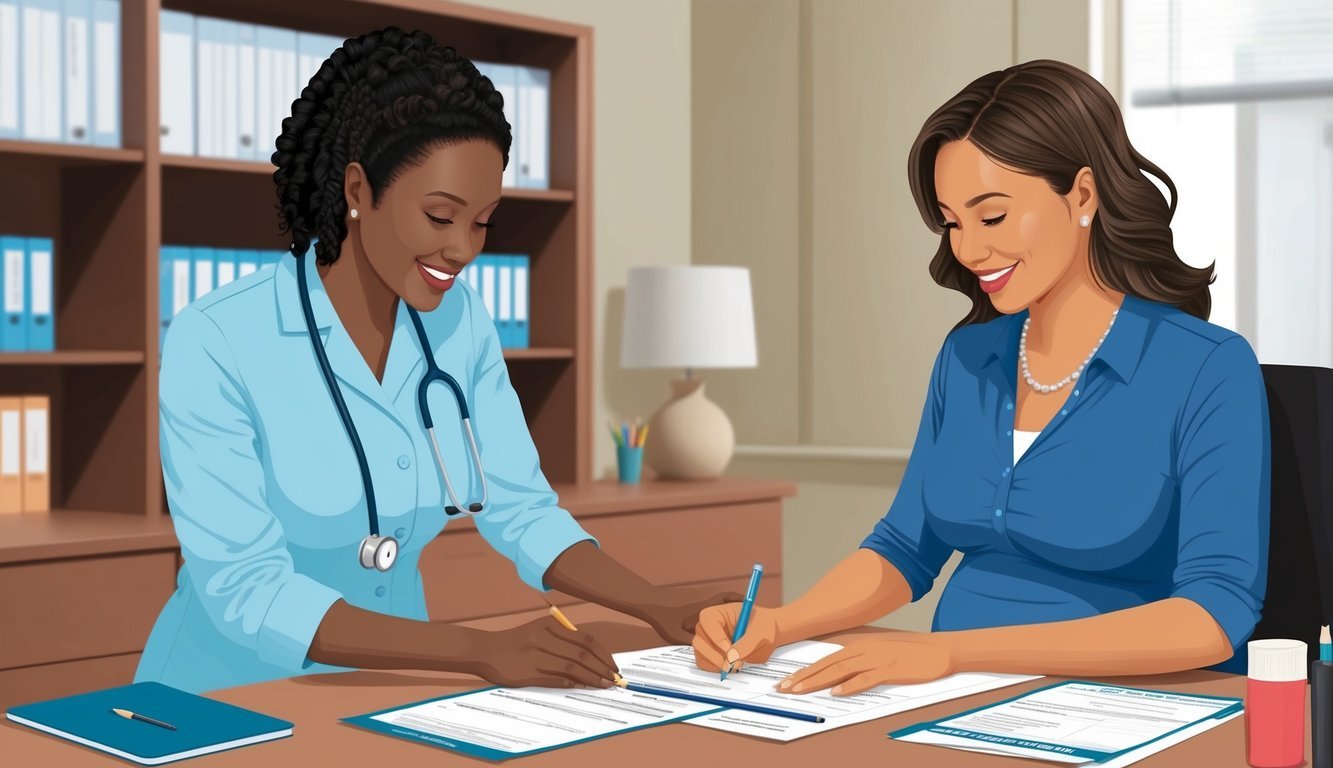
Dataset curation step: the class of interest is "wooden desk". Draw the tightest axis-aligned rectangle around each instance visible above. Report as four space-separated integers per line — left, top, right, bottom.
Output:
2 603 1302 767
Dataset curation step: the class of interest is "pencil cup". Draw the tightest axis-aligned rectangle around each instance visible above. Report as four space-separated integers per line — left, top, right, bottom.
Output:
616 445 644 484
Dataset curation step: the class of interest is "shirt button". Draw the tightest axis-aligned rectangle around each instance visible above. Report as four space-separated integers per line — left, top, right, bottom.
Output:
1002 468 1010 476
394 527 407 539
1005 402 1014 410
397 455 411 469
375 586 387 598
1073 389 1080 396
994 508 1003 517
1061 409 1068 416
1006 429 1013 437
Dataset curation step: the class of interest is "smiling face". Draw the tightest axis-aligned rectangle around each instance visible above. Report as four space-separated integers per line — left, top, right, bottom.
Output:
933 139 1096 314
344 138 504 312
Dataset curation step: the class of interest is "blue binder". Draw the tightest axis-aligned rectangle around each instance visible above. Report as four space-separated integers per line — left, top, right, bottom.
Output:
1 236 25 351
512 254 530 348
6 681 293 765
26 237 54 351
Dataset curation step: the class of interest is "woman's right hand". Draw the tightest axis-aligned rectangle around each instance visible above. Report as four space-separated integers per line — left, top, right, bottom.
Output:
468 617 620 689
692 604 783 673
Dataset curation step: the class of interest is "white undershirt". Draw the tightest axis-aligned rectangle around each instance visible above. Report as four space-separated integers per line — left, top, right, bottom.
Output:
1013 429 1040 464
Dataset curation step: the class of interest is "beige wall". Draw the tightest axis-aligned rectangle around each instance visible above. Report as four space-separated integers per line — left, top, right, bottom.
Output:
461 0 694 478
693 0 1091 627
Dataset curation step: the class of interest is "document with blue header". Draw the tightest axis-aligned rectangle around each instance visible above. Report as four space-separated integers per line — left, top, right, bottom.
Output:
891 680 1242 765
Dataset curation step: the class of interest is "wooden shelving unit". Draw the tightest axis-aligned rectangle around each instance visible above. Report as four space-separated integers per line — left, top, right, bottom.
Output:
0 0 594 523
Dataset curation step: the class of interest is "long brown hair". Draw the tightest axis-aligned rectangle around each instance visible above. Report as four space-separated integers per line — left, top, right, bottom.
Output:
907 60 1213 330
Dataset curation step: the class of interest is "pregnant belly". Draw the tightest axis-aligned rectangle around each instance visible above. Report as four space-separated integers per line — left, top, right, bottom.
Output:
933 552 1161 632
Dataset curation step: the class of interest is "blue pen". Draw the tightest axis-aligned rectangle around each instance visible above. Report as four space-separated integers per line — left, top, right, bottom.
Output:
721 563 764 681
616 680 823 723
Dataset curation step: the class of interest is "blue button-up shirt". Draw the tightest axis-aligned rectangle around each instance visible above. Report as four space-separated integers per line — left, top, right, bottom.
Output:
136 253 595 693
862 295 1270 674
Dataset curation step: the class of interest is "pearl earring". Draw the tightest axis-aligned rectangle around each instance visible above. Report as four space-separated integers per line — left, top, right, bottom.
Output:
349 208 359 220
1079 215 1090 228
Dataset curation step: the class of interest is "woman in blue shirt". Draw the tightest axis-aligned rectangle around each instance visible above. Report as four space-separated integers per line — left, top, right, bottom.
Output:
694 60 1270 694
136 28 735 694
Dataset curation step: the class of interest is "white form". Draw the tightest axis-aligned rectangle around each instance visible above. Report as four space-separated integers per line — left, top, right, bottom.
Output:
360 682 716 758
617 642 1041 742
892 681 1243 764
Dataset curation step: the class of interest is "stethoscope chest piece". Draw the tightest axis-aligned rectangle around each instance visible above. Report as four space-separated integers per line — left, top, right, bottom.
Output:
359 534 399 572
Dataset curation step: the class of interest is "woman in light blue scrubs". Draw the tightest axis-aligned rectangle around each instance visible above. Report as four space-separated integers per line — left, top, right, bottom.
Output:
694 60 1270 693
136 27 735 694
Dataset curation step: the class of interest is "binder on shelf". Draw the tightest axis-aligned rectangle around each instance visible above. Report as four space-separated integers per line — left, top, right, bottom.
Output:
479 256 497 323
21 0 63 142
159 10 194 155
0 397 20 513
191 247 214 300
62 0 91 144
236 22 258 161
296 32 341 93
2 236 24 351
237 249 258 277
90 0 118 147
196 16 239 158
476 61 518 189
161 246 191 350
513 254 529 348
215 248 236 288
496 254 514 347
0 0 19 139
256 25 297 164
26 236 53 351
515 65 549 189
20 394 47 512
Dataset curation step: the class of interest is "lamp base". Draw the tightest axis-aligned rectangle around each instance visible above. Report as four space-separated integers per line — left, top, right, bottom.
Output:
644 377 735 480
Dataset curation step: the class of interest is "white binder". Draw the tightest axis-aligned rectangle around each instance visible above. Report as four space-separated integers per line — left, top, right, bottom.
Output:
256 25 297 160
0 0 21 138
62 0 90 143
236 23 257 160
21 0 62 142
90 0 119 146
477 61 518 189
159 10 194 155
516 66 549 189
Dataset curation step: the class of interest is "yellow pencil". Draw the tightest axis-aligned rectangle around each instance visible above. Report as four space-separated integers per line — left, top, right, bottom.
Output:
545 601 625 685
637 423 649 447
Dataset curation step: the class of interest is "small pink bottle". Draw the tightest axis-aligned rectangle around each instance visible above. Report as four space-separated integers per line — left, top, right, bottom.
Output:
1247 639 1308 768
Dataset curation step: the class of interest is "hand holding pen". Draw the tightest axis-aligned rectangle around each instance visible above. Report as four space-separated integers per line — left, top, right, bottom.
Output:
690 565 781 677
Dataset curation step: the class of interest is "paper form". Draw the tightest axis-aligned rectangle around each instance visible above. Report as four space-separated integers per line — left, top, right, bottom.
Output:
637 641 1041 742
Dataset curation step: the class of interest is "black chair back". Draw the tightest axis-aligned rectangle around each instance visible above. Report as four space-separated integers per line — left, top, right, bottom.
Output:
1249 364 1333 663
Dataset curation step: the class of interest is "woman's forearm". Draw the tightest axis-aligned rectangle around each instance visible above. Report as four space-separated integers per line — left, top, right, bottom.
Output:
543 540 657 618
775 549 914 643
307 599 482 672
927 597 1233 676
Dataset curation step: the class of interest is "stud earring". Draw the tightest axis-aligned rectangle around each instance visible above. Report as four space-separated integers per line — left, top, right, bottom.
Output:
1079 215 1090 228
349 209 359 220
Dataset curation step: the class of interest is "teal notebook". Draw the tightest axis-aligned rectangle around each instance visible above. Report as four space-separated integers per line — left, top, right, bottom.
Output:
6 681 293 765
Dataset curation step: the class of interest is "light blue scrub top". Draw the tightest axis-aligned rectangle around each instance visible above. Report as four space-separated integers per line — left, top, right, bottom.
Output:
135 253 595 694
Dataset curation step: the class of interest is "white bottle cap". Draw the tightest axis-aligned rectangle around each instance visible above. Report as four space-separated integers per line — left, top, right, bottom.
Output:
1248 639 1308 682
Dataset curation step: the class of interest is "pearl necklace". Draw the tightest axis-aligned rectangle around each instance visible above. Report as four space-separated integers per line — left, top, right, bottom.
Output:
1019 308 1119 394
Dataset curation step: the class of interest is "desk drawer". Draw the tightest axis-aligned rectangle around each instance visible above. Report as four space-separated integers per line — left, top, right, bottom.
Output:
422 501 782 622
0 552 176 670
0 652 141 712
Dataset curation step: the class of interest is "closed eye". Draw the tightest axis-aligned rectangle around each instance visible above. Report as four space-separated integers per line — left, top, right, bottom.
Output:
941 221 958 230
982 214 1007 227
426 213 452 225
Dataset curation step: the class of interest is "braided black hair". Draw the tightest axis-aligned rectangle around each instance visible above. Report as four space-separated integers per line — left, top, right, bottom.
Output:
273 27 511 266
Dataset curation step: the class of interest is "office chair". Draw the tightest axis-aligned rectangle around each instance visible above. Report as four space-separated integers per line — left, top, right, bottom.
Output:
1247 364 1333 664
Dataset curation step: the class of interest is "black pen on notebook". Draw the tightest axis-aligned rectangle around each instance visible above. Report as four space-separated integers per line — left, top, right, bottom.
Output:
111 708 177 731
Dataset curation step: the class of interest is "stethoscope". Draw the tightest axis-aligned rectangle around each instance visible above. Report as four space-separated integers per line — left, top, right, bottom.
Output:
296 253 488 572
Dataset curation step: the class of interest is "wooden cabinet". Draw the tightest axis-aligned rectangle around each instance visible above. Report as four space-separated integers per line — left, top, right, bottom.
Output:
0 478 794 711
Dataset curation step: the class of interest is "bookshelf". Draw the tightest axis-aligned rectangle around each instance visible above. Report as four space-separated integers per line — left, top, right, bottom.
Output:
0 0 594 522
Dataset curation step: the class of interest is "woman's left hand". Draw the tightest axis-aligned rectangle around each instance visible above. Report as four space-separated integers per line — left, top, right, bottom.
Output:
638 587 745 645
777 635 957 696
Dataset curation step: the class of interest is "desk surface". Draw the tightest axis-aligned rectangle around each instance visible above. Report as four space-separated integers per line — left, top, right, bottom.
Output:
1 611 1302 767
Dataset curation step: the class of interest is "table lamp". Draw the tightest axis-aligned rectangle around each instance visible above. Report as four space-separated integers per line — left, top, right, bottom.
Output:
621 266 757 480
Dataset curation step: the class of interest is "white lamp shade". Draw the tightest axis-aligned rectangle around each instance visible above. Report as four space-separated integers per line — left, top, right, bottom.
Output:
621 266 758 369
